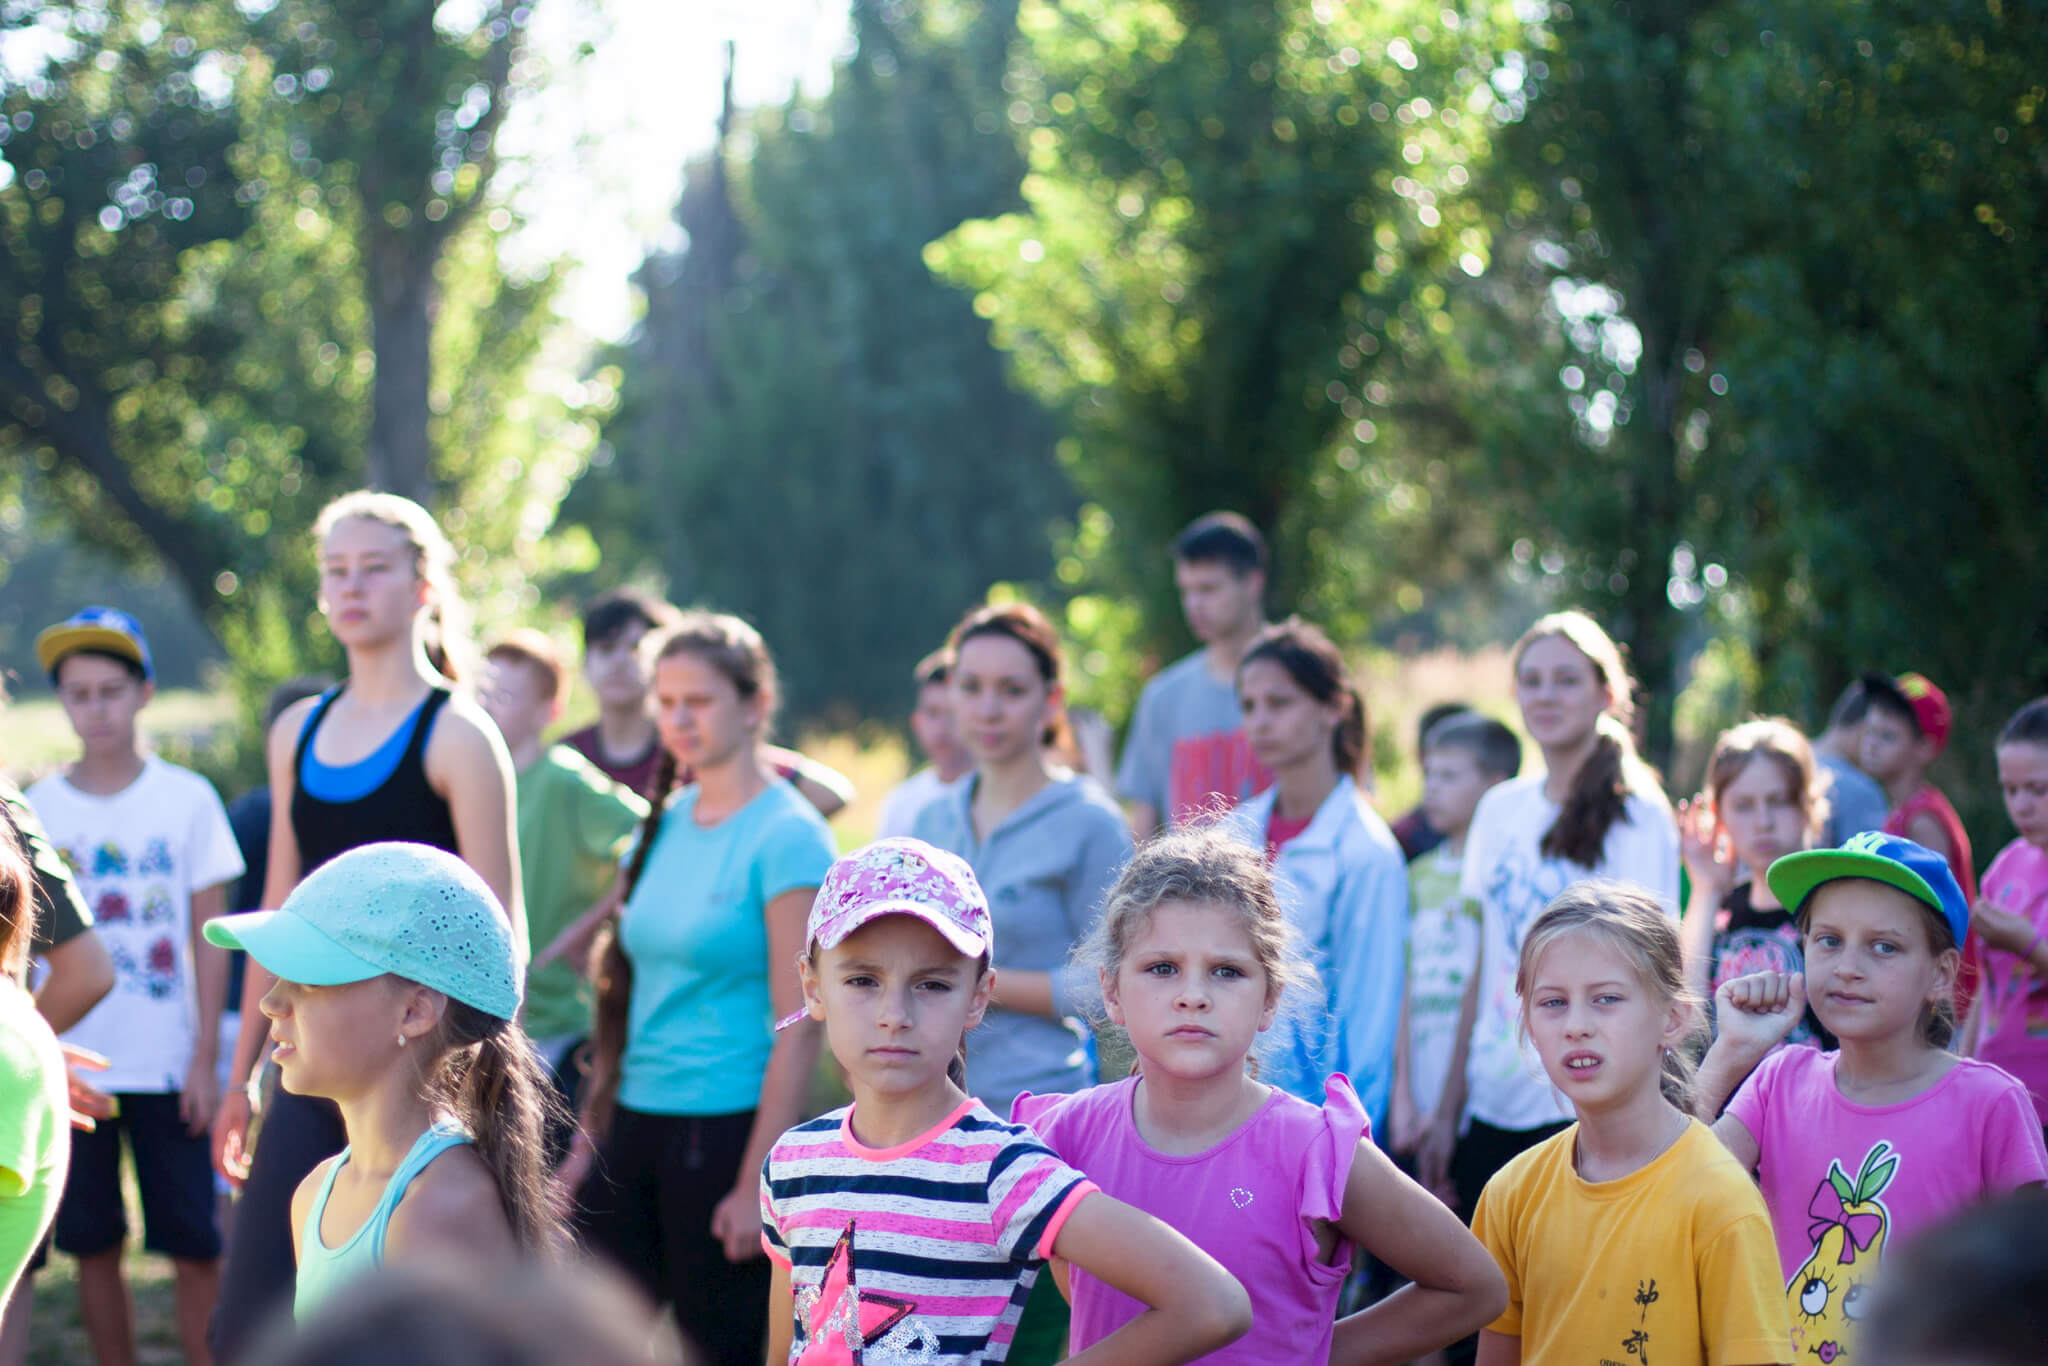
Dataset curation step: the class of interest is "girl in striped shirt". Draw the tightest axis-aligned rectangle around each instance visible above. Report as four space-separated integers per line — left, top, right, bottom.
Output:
760 838 1249 1365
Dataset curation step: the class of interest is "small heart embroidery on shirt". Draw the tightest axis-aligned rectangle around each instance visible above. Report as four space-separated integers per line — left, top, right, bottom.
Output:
1229 1187 1253 1209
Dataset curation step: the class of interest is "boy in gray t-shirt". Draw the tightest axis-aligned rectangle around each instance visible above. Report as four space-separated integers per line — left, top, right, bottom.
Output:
1114 512 1272 834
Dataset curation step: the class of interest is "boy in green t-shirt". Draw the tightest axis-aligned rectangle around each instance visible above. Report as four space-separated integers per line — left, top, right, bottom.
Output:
480 631 647 1130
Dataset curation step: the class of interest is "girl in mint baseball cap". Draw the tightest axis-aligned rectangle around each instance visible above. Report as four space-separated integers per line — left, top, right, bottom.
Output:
204 841 561 1320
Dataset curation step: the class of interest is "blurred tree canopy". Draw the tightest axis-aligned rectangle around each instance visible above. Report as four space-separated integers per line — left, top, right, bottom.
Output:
5 0 2044 849
2 0 602 778
569 2 1070 726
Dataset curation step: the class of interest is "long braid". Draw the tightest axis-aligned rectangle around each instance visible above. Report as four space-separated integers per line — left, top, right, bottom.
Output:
581 745 679 1141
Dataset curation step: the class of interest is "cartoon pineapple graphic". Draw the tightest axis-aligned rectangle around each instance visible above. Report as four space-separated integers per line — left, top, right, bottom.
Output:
1786 1141 1897 1364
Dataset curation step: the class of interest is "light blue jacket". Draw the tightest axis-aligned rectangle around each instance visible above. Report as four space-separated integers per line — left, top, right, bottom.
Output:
1227 776 1409 1130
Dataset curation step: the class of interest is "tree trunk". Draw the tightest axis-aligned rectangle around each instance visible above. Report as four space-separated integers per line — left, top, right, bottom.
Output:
364 231 439 506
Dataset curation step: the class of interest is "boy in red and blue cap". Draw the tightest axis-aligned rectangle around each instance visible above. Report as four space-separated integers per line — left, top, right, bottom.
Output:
1861 671 1982 1016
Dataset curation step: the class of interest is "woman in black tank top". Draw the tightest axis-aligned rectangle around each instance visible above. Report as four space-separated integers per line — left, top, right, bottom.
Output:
209 492 522 1363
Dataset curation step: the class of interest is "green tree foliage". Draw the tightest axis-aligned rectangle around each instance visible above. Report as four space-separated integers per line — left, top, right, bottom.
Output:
2 0 600 780
929 0 1524 680
1694 0 2048 834
577 3 1070 727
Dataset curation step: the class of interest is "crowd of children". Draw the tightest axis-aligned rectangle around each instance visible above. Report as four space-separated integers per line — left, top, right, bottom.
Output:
2 494 2045 1366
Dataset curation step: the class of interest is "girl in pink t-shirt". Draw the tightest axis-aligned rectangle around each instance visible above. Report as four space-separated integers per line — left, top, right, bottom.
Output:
1699 834 2048 1366
1013 831 1505 1365
1962 697 2048 1123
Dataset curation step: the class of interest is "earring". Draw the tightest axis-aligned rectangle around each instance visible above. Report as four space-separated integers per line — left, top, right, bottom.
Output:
396 1032 408 1048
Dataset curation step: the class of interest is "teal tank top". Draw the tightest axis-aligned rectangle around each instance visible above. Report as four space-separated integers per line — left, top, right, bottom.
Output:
294 1122 472 1319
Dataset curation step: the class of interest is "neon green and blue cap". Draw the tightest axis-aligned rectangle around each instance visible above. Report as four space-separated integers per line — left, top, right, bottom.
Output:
1766 830 1969 949
205 842 521 1019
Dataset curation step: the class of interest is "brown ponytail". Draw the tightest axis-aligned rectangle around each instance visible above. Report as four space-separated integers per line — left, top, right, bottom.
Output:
581 746 680 1141
425 1001 568 1255
1238 617 1368 779
1541 717 1633 867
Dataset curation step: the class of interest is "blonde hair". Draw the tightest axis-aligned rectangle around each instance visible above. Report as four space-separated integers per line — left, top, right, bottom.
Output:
0 814 31 981
313 491 472 682
1076 829 1317 1070
1515 881 1702 1109
1705 716 1824 845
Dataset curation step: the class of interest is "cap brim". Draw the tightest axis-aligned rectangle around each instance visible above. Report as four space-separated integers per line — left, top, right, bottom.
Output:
203 910 386 986
35 626 149 678
1765 848 1943 922
814 904 989 960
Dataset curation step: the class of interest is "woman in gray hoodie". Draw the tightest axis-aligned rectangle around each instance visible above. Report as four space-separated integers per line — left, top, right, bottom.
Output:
912 602 1134 1118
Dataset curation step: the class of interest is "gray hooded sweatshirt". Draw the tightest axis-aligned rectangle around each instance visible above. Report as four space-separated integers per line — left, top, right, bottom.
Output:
912 772 1134 1113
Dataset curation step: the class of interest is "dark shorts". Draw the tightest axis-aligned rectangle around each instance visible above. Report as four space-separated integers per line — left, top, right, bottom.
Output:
574 1107 765 1366
1444 1117 1571 1366
53 1091 221 1261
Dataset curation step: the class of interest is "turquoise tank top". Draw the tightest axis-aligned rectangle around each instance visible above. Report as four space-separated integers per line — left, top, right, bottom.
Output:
294 1122 472 1319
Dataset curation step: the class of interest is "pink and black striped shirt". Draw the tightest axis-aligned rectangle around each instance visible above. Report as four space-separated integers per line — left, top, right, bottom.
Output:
760 1098 1097 1364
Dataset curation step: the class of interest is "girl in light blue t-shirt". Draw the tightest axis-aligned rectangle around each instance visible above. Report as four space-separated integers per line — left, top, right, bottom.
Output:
566 612 834 1366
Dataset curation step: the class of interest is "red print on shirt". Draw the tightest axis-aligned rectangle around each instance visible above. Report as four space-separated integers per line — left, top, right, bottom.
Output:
1168 730 1270 827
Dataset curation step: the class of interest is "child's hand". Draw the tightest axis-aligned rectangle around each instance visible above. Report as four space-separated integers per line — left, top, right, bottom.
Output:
62 1044 115 1132
181 1054 220 1135
213 1087 255 1185
1714 971 1805 1057
1677 794 1733 900
1389 1082 1424 1155
711 1180 764 1263
534 888 620 973
550 1137 594 1222
1415 1106 1458 1204
1970 898 2040 958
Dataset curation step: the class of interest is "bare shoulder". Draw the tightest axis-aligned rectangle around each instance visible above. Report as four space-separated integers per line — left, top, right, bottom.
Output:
268 694 326 761
292 1155 341 1251
387 1143 511 1253
424 694 511 771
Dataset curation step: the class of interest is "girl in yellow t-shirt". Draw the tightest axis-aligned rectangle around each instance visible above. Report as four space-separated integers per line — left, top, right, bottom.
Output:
1471 884 1790 1366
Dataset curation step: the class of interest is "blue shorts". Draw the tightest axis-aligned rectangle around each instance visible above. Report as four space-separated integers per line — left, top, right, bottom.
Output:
53 1091 221 1261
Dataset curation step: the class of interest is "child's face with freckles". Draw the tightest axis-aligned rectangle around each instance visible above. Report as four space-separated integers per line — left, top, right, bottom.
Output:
799 914 993 1100
1801 880 1957 1044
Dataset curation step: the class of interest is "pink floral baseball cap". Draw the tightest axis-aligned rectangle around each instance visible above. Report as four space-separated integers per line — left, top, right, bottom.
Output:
809 837 992 959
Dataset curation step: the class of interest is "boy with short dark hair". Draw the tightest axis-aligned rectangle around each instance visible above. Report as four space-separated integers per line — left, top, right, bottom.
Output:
1392 712 1521 1199
561 589 683 798
874 649 970 840
481 629 647 1126
1814 676 1891 845
28 607 243 1366
559 589 856 817
1863 672 1976 899
1389 703 1477 862
1863 671 1981 1017
1115 511 1273 836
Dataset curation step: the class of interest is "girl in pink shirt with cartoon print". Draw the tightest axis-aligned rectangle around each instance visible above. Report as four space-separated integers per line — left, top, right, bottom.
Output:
1699 833 2048 1366
1014 830 1506 1366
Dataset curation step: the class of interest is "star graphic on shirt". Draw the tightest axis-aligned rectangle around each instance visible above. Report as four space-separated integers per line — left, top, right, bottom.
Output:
797 1220 917 1366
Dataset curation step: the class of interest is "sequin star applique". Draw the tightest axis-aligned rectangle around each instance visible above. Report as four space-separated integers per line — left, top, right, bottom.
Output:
796 1220 917 1366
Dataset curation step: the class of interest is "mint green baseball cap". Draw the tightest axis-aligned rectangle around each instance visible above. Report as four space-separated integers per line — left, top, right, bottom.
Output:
205 841 521 1020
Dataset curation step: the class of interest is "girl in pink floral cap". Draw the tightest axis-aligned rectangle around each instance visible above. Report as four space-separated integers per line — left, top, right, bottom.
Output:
758 836 1250 1366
